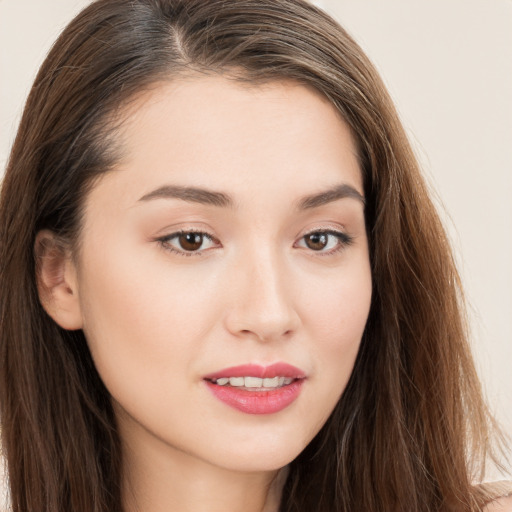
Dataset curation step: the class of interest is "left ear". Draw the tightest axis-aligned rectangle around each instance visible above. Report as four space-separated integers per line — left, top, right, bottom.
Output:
34 230 83 330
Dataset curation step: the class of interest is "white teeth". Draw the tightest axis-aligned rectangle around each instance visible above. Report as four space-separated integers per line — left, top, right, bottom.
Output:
244 376 263 388
213 376 296 388
229 377 244 386
263 377 279 388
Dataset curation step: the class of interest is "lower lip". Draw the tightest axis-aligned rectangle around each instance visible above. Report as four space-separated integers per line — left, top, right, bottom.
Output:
205 379 304 415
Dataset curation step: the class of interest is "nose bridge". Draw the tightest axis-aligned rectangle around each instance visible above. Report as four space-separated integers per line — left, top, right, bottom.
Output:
225 241 299 342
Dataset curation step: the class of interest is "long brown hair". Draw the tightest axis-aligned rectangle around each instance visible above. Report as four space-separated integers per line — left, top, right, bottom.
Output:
0 1 507 511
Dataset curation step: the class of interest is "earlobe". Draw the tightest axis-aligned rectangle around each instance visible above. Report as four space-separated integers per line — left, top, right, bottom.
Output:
35 230 83 330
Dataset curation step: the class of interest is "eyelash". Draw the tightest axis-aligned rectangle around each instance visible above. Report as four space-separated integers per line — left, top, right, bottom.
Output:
156 228 353 257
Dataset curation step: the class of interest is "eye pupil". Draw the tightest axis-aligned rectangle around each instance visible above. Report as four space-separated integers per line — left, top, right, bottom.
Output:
305 232 328 250
179 232 203 251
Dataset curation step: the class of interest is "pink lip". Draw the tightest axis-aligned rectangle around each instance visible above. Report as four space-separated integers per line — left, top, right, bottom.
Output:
203 363 306 415
203 363 306 380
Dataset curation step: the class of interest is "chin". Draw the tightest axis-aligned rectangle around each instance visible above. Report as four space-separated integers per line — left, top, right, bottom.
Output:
205 430 311 473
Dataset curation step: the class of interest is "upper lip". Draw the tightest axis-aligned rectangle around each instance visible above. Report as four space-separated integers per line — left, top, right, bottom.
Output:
203 362 306 380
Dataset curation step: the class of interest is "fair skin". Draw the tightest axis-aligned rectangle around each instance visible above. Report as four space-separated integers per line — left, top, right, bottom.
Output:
37 75 372 511
485 497 512 512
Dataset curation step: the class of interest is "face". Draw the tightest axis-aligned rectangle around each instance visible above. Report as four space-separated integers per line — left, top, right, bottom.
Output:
72 75 372 473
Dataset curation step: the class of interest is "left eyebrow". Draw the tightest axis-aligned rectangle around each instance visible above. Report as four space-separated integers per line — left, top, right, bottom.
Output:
297 183 365 210
138 185 233 208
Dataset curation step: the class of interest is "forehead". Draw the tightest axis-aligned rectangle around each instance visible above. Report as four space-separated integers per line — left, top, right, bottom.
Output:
91 74 363 208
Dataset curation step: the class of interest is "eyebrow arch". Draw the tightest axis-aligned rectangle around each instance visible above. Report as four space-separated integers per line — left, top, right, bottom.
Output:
138 185 233 208
137 182 365 210
298 183 365 209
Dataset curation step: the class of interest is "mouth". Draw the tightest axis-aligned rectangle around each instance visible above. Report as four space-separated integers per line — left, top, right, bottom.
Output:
207 375 297 391
203 363 306 414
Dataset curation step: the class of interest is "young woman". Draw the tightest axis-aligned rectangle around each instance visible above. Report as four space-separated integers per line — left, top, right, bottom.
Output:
0 1 510 511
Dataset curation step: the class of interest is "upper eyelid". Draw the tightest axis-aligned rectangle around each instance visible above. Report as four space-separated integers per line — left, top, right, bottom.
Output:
159 228 216 241
301 227 346 236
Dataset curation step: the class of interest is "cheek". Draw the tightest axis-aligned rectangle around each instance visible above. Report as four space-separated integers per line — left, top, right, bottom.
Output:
302 260 372 388
76 242 220 397
79 238 215 335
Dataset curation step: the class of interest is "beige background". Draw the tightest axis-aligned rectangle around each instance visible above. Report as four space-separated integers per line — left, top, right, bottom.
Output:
1 0 511 483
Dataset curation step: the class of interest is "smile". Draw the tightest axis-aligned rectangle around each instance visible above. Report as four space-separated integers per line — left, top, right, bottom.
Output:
210 376 294 390
203 363 306 414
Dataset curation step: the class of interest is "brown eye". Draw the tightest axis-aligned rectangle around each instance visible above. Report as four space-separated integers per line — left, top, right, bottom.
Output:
159 230 217 255
296 230 353 254
304 232 328 250
178 232 204 251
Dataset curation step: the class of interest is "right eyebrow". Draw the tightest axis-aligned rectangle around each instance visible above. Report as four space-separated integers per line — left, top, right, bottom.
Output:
138 185 234 208
297 183 365 210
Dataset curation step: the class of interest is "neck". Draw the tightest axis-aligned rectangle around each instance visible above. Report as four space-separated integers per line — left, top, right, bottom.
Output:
120 425 287 512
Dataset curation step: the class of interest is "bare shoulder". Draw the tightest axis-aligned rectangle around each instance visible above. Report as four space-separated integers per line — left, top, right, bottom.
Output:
483 495 512 511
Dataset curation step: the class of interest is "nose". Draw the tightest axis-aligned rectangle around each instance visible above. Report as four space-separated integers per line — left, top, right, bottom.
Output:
223 247 300 343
